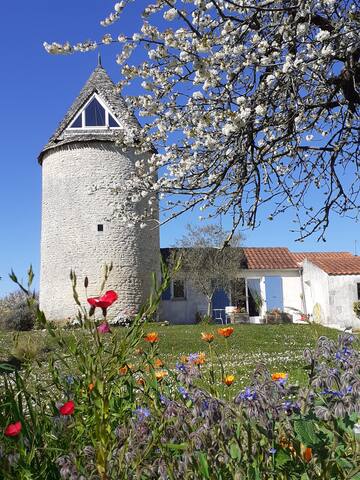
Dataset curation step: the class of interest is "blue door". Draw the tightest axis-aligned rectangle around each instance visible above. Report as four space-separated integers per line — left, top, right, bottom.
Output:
265 276 283 310
212 289 230 323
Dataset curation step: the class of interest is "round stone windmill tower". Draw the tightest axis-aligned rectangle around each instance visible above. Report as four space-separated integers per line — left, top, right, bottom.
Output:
38 63 160 321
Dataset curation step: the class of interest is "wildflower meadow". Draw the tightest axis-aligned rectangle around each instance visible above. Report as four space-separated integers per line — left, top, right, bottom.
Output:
0 267 359 479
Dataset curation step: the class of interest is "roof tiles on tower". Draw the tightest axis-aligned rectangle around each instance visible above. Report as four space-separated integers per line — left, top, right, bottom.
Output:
38 65 141 163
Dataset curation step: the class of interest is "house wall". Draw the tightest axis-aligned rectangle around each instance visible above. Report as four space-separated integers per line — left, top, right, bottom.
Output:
159 280 208 324
328 275 360 328
302 260 330 324
160 269 303 324
240 269 303 319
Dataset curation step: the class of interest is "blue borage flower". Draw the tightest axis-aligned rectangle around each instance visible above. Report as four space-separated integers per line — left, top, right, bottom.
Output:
159 394 170 405
188 353 199 363
134 407 150 420
282 400 300 413
175 362 188 373
178 386 190 400
321 386 352 398
238 387 257 401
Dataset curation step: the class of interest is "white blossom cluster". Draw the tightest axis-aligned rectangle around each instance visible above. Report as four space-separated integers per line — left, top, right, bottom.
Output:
45 0 360 239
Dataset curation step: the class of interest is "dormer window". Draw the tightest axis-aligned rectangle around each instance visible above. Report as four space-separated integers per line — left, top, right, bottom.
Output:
68 93 120 130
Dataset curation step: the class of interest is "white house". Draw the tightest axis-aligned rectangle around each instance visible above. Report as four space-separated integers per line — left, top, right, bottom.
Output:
159 247 360 329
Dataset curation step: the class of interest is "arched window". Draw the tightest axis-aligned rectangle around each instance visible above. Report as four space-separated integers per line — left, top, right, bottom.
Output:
69 94 120 129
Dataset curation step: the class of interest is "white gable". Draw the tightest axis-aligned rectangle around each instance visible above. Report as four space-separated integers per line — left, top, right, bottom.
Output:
67 93 120 130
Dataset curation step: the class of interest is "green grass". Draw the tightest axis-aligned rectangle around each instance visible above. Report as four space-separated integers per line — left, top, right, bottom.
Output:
0 323 342 389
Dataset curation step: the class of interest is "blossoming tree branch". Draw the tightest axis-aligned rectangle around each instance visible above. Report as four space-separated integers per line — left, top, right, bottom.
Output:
45 0 360 240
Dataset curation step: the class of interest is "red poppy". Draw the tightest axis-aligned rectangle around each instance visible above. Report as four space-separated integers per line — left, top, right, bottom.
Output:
87 290 118 310
4 421 22 437
59 400 75 416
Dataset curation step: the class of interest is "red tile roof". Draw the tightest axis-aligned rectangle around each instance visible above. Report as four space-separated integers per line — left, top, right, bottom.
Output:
243 248 360 275
243 248 298 270
301 256 360 275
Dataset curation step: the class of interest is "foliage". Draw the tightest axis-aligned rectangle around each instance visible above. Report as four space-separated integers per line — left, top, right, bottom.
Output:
45 0 360 240
0 269 359 479
353 301 360 318
171 225 245 315
0 288 38 332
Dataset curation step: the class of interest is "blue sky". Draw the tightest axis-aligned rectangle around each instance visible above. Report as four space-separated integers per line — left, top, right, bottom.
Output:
0 1 358 296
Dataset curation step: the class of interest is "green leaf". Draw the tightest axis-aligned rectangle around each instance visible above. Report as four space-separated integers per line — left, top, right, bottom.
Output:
275 449 292 468
198 452 210 479
300 474 310 480
164 442 188 451
336 458 354 470
230 441 241 460
294 419 320 446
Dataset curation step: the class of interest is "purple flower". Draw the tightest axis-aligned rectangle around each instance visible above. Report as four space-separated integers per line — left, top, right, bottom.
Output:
134 407 150 421
268 448 277 455
175 362 188 373
178 386 190 400
160 395 170 405
238 387 257 401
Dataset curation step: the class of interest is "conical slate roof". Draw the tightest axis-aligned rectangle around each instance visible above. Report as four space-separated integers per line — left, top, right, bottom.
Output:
38 65 140 163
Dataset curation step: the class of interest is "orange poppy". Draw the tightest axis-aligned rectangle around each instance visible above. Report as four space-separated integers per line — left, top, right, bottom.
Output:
224 374 235 386
136 377 145 386
271 372 287 381
144 332 159 343
88 382 95 392
201 332 214 343
218 327 234 338
155 370 168 381
154 358 164 368
119 365 129 376
194 352 206 365
303 447 312 462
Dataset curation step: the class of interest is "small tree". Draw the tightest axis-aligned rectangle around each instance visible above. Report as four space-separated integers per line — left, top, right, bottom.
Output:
171 224 245 317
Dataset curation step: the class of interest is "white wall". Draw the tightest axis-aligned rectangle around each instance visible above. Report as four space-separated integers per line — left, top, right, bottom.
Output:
240 269 303 319
159 280 208 324
328 275 360 328
160 269 303 324
302 260 330 324
40 143 160 321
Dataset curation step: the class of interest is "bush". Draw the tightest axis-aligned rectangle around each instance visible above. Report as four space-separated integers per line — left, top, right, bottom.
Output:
0 290 38 331
353 301 360 318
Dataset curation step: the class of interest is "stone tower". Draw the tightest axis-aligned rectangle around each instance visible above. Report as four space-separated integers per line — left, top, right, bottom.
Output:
38 64 160 321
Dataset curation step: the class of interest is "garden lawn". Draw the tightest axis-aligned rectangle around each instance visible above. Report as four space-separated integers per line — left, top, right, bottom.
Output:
0 323 342 388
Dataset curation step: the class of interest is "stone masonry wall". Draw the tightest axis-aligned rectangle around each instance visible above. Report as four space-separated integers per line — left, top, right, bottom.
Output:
40 141 160 321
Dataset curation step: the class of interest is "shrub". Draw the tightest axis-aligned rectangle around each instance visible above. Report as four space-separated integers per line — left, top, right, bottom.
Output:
0 290 38 331
353 301 360 318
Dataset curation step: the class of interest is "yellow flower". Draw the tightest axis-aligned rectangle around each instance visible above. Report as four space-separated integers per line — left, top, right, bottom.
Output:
155 370 168 381
217 327 234 338
224 374 235 386
201 332 214 343
144 332 159 343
